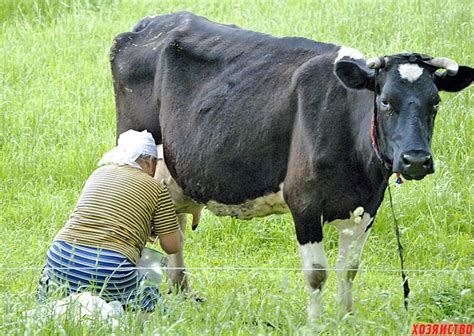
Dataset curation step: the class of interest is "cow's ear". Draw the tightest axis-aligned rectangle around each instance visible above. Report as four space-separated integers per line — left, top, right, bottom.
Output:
335 59 375 91
434 66 474 92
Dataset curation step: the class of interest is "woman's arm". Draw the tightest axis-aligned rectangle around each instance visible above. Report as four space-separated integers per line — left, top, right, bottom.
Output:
158 229 184 254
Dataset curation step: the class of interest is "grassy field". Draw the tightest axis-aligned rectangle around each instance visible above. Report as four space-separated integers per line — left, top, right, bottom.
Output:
1 0 472 334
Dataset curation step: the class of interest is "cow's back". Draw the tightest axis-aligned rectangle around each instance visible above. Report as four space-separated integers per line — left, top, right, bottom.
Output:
112 12 339 205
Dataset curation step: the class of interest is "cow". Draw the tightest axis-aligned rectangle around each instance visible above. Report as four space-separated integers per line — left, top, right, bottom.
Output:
109 12 473 319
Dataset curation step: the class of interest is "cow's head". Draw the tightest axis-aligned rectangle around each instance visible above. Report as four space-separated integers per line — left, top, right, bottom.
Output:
335 53 473 180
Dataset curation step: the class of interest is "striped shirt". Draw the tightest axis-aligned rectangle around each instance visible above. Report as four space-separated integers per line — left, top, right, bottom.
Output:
55 165 179 264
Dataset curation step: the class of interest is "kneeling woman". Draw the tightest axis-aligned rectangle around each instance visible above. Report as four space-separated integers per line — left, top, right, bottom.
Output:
38 130 183 312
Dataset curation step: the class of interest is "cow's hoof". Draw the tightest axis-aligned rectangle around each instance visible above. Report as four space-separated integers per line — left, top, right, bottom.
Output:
190 292 206 303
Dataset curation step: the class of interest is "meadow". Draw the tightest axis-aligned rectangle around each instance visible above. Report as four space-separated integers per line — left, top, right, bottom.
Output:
0 0 472 334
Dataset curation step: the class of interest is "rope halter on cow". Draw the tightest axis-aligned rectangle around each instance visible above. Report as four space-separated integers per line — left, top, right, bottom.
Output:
364 53 459 310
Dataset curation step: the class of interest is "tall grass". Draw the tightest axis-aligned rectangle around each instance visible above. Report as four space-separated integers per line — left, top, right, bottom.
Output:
1 0 472 334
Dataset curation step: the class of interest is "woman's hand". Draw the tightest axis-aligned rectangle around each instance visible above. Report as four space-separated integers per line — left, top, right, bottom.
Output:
148 233 158 244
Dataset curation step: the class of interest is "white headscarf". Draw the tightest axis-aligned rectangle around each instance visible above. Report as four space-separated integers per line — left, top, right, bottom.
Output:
98 130 158 169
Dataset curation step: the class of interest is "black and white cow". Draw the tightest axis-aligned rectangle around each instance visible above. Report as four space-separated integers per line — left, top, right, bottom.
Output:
110 12 473 318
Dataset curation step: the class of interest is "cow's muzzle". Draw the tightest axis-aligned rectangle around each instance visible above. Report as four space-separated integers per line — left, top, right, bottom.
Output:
397 150 434 180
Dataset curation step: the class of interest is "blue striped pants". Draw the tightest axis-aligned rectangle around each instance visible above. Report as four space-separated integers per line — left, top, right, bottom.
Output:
37 240 162 312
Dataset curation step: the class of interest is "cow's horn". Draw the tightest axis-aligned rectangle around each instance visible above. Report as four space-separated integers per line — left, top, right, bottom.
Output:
367 57 388 69
425 57 459 76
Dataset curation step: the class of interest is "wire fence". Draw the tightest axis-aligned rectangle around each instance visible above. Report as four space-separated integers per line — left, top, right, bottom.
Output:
1 266 472 273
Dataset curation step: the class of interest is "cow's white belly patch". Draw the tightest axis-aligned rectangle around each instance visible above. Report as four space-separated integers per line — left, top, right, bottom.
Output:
205 183 288 219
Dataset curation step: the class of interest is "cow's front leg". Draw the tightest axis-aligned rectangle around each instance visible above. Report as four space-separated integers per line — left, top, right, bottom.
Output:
334 208 373 312
167 213 189 291
296 221 328 320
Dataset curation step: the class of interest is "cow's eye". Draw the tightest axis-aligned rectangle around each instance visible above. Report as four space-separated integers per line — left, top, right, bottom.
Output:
380 99 391 110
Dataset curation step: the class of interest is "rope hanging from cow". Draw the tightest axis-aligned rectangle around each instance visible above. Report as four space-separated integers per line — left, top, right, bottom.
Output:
387 185 410 310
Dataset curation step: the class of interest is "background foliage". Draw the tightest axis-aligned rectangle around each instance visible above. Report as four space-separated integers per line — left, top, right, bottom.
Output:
1 0 472 334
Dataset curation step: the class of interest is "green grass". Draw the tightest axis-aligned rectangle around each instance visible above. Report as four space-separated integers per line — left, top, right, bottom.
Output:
1 0 473 334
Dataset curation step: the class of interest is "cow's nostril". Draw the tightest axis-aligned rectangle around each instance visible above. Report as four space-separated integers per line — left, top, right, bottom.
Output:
402 154 411 166
422 156 432 168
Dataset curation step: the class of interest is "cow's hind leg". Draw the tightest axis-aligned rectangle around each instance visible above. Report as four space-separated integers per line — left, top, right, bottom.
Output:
334 208 373 312
167 213 189 291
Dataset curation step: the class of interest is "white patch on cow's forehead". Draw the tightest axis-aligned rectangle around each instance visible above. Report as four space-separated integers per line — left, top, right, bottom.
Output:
206 184 288 219
398 63 424 82
334 46 365 63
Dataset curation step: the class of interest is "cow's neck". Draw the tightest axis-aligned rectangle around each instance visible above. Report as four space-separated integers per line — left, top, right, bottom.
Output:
355 95 391 191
